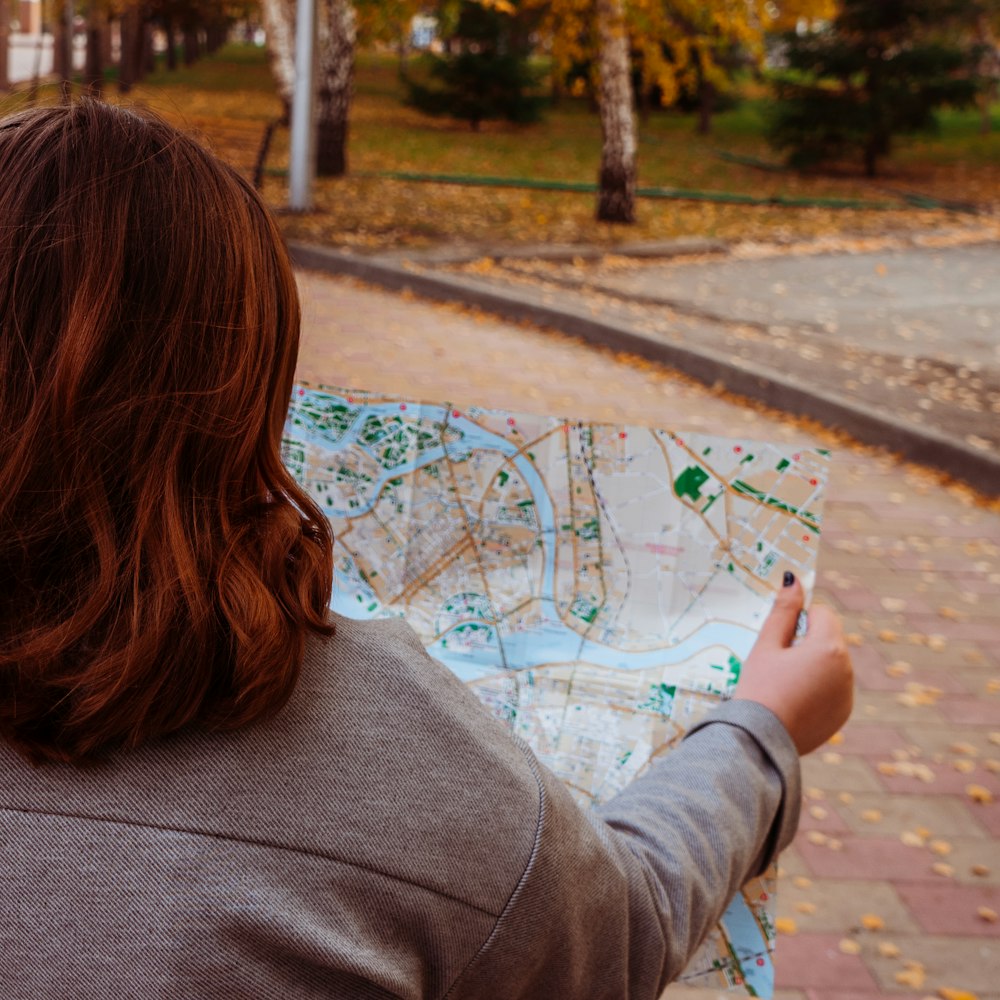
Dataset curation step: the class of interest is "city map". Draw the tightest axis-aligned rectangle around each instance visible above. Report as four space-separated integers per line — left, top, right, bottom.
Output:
283 384 830 997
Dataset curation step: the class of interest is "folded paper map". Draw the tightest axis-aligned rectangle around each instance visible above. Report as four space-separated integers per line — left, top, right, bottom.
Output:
283 384 830 997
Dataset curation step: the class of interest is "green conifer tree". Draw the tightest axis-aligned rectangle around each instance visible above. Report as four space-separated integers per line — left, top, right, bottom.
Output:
769 0 983 176
405 0 546 131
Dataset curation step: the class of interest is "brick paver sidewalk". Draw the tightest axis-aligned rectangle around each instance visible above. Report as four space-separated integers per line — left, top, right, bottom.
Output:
296 270 1000 1000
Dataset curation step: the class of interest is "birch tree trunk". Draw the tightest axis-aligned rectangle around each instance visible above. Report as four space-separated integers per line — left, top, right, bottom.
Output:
595 0 637 223
315 0 356 177
260 0 357 176
259 0 296 120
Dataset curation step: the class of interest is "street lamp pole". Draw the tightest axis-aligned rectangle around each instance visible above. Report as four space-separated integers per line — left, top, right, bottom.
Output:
288 0 317 211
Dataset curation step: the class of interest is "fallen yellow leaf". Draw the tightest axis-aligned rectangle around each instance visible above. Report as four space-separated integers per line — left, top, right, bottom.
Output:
810 806 829 820
977 906 998 923
937 990 979 1000
775 917 798 935
971 864 992 877
860 914 885 931
793 876 812 889
877 941 901 958
950 742 978 756
861 809 883 823
932 862 956 877
967 784 994 804
839 938 861 955
896 968 926 989
795 901 818 915
930 840 953 856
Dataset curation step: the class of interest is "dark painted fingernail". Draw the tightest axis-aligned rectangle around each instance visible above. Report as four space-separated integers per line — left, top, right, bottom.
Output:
783 571 795 587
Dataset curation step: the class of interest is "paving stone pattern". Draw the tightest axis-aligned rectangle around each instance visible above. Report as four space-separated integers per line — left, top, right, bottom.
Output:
296 270 1000 1000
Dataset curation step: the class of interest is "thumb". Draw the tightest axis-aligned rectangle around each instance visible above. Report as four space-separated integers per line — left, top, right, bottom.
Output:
755 572 804 651
796 602 842 644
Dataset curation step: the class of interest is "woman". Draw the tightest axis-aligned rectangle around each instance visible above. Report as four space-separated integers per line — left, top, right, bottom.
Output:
0 100 852 998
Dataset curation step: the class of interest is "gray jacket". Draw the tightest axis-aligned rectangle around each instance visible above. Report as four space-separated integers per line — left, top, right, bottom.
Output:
0 615 800 999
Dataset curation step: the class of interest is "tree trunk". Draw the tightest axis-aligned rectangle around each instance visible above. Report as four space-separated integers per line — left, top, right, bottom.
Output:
84 0 104 93
259 0 295 119
259 0 357 171
0 0 9 92
863 135 880 178
142 20 155 75
697 80 715 135
315 0 356 177
595 0 637 223
976 15 998 135
53 0 73 87
118 5 144 93
183 27 199 66
165 18 177 70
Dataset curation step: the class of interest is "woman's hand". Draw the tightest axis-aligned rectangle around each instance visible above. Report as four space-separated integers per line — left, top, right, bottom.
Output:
734 573 854 756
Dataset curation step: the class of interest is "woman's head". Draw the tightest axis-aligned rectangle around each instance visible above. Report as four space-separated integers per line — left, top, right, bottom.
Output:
0 100 333 763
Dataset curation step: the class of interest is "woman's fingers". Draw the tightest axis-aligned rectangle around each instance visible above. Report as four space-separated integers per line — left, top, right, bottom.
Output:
754 573 804 652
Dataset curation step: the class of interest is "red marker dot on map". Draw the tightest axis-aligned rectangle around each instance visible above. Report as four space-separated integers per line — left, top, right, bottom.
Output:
619 431 627 440
757 958 766 967
507 417 515 426
298 388 305 396
810 478 818 486
400 403 407 411
793 453 801 461
347 396 354 403
733 445 742 454
676 438 684 447
760 893 768 901
452 409 460 418
802 535 810 542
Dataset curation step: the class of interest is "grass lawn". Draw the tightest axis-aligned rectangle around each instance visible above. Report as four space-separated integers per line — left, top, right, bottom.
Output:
3 43 998 250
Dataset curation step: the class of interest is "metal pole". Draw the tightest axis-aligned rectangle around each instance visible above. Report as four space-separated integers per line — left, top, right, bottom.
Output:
289 0 317 211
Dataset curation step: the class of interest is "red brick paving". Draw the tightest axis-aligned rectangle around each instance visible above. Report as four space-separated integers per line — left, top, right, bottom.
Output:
774 935 880 990
894 883 1000 936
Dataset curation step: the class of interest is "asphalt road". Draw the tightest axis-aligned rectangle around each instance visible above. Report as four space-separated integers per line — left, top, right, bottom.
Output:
411 238 1000 473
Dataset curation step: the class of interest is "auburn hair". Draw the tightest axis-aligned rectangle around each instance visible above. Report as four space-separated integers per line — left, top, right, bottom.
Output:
0 100 334 763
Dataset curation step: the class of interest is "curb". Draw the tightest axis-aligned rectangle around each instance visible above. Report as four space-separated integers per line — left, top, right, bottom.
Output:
289 241 1000 496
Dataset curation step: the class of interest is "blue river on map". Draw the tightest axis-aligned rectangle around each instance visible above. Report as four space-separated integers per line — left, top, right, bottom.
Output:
290 392 774 995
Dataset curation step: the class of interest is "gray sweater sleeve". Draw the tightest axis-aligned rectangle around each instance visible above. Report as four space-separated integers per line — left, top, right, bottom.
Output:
446 699 801 1000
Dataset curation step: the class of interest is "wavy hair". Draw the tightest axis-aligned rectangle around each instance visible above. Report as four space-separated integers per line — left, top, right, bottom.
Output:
0 101 333 763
